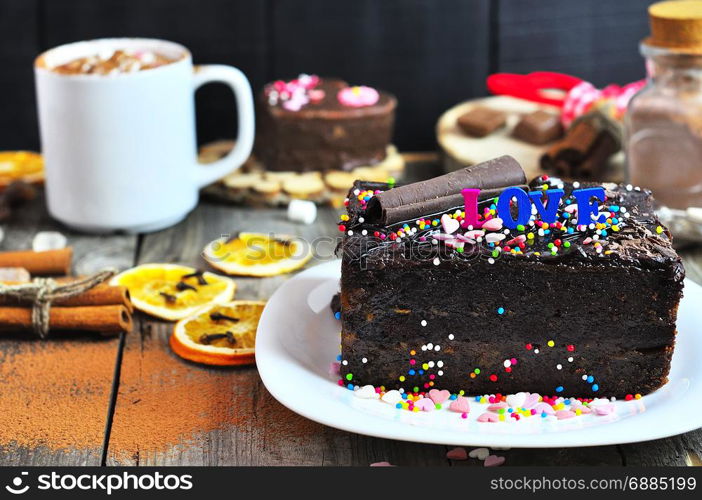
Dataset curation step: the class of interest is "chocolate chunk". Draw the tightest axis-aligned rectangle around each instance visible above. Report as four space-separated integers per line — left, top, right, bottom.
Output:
456 107 507 137
365 155 527 225
512 110 563 145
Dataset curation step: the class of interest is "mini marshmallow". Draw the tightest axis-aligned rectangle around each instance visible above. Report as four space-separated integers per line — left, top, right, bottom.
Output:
32 231 67 252
287 199 317 225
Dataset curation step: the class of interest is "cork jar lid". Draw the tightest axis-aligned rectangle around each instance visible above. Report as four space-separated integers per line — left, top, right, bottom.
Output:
645 1 702 54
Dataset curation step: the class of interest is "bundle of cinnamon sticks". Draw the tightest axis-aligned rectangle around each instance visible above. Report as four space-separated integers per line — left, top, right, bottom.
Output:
0 247 133 336
540 112 620 180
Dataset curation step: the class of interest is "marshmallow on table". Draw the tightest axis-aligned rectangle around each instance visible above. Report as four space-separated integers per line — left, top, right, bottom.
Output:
32 231 68 252
287 199 317 225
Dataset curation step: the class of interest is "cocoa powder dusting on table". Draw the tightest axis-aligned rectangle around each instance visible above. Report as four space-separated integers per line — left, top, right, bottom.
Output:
0 340 117 451
0 335 322 460
108 336 254 459
109 335 323 461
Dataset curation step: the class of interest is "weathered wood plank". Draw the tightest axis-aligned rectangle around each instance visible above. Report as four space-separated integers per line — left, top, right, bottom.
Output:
0 194 138 466
105 199 450 465
619 431 702 466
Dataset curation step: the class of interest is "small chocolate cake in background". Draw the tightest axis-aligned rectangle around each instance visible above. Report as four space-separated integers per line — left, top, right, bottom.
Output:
255 75 397 172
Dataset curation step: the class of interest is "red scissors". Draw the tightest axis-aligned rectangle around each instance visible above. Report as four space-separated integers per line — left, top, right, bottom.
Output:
486 72 583 108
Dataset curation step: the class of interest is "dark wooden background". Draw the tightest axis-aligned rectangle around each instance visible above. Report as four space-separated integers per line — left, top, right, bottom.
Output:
0 0 652 152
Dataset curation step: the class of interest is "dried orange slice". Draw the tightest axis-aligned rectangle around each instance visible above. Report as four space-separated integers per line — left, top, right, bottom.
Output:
202 232 311 277
170 300 265 366
0 151 44 188
110 263 236 320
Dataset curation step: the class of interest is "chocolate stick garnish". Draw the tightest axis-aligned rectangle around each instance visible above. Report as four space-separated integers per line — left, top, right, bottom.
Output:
365 155 527 226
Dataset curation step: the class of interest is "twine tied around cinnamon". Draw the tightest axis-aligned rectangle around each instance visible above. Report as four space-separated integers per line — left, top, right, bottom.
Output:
0 269 116 338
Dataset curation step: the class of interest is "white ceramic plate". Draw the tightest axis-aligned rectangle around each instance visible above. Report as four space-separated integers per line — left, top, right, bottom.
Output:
256 260 702 448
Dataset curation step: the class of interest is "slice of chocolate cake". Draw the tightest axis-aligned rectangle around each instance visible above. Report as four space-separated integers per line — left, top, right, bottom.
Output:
338 156 684 398
255 74 396 172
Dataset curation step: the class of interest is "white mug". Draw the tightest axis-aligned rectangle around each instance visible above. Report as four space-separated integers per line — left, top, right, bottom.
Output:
34 38 254 233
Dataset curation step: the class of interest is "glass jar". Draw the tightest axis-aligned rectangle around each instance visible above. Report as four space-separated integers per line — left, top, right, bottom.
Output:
625 43 702 213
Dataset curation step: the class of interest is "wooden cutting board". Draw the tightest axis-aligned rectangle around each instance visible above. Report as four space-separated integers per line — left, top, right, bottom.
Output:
436 95 562 178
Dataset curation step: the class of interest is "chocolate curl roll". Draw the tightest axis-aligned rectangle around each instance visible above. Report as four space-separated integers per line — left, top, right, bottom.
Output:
365 155 527 225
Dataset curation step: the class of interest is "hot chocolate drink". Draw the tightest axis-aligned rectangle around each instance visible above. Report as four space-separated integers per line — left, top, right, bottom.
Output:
51 49 176 75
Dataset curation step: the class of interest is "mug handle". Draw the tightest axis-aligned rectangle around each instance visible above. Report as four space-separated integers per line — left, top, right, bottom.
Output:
192 65 255 188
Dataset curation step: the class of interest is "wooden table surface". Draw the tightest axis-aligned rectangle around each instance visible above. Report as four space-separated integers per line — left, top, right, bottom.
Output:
1 157 701 467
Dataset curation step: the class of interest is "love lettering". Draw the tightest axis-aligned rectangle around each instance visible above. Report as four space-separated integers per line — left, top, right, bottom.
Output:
461 186 606 229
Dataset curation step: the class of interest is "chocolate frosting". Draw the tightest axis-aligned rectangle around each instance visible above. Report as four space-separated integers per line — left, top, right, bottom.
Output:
341 177 683 278
365 155 527 225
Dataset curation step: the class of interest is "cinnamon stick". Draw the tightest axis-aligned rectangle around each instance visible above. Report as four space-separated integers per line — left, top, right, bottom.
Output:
0 305 132 334
540 112 621 178
57 284 132 312
0 248 72 275
0 283 132 312
541 121 597 172
558 119 600 163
